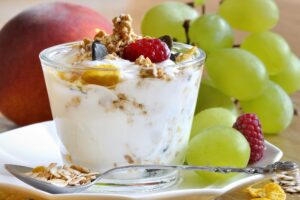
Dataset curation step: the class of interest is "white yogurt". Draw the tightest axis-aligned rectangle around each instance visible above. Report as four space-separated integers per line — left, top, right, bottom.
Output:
43 47 203 172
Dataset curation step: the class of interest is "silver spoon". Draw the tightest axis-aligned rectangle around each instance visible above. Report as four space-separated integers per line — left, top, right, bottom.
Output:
5 161 298 194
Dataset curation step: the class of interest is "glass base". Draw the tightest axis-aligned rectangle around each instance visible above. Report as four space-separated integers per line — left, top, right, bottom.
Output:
86 169 179 193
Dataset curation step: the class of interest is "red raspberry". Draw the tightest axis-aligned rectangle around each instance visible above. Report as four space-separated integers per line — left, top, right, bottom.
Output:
122 38 170 63
233 113 265 164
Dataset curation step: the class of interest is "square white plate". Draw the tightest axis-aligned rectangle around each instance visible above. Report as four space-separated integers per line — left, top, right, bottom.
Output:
0 121 282 199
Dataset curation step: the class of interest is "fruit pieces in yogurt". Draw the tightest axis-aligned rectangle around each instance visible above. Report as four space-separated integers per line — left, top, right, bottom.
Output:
42 14 203 171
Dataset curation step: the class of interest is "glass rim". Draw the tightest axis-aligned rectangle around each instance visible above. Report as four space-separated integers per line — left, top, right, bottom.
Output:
39 41 206 71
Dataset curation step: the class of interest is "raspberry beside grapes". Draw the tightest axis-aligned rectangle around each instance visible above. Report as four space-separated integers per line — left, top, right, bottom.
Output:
122 38 170 63
233 113 265 164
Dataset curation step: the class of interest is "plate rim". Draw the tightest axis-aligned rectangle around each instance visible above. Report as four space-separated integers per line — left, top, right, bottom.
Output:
0 120 283 199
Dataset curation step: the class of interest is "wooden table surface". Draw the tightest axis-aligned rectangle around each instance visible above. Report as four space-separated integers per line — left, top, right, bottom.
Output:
0 0 300 199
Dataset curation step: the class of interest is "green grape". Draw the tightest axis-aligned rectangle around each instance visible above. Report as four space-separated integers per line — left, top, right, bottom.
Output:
194 0 207 6
270 54 300 94
186 126 250 181
141 2 198 42
195 79 238 115
190 108 236 139
241 32 291 76
240 81 294 134
189 14 233 53
218 0 279 32
206 48 268 100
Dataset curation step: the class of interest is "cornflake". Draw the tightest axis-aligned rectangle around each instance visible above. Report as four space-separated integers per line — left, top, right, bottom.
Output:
246 182 286 200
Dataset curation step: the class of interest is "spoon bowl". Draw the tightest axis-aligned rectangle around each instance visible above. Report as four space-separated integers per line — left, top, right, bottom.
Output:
5 164 96 193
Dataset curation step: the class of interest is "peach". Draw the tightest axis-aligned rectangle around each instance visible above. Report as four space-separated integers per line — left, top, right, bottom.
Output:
0 2 112 126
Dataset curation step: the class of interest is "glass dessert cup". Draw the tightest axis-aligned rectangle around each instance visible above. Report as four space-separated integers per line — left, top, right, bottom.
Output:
39 41 205 192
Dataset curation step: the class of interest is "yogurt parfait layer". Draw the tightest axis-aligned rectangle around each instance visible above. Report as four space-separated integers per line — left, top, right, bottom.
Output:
40 14 205 173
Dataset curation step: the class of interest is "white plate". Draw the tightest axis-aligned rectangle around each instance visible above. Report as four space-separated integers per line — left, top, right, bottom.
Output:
0 121 282 200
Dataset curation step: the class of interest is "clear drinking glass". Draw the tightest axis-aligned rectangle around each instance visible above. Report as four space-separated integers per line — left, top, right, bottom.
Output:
39 41 205 192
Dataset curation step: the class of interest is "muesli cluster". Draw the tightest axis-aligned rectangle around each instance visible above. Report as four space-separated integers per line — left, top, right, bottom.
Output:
26 163 98 187
94 14 140 55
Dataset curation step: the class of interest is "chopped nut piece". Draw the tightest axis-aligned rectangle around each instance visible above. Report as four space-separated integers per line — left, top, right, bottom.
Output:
83 38 92 48
117 93 128 101
157 68 167 79
139 67 168 80
140 67 157 78
70 164 90 174
65 96 81 109
124 154 134 164
135 55 155 67
94 30 107 39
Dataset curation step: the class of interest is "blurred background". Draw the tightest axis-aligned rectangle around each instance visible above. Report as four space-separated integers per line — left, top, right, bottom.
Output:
0 1 300 199
0 0 299 55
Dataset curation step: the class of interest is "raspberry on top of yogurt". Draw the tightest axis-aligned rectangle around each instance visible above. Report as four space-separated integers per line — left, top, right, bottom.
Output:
59 14 197 87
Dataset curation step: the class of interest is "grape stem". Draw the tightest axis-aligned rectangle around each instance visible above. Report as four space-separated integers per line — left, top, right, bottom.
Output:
234 99 239 105
234 99 243 114
186 1 195 8
201 5 206 15
233 44 241 48
294 108 298 116
183 20 191 44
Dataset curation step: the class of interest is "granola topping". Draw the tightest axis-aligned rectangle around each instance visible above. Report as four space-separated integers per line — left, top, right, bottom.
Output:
57 14 199 85
94 14 139 55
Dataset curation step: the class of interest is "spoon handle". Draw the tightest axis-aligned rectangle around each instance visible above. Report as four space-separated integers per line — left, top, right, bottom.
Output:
100 161 298 178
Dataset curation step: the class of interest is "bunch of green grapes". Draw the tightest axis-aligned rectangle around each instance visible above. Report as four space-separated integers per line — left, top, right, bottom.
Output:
141 0 299 181
141 0 299 135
